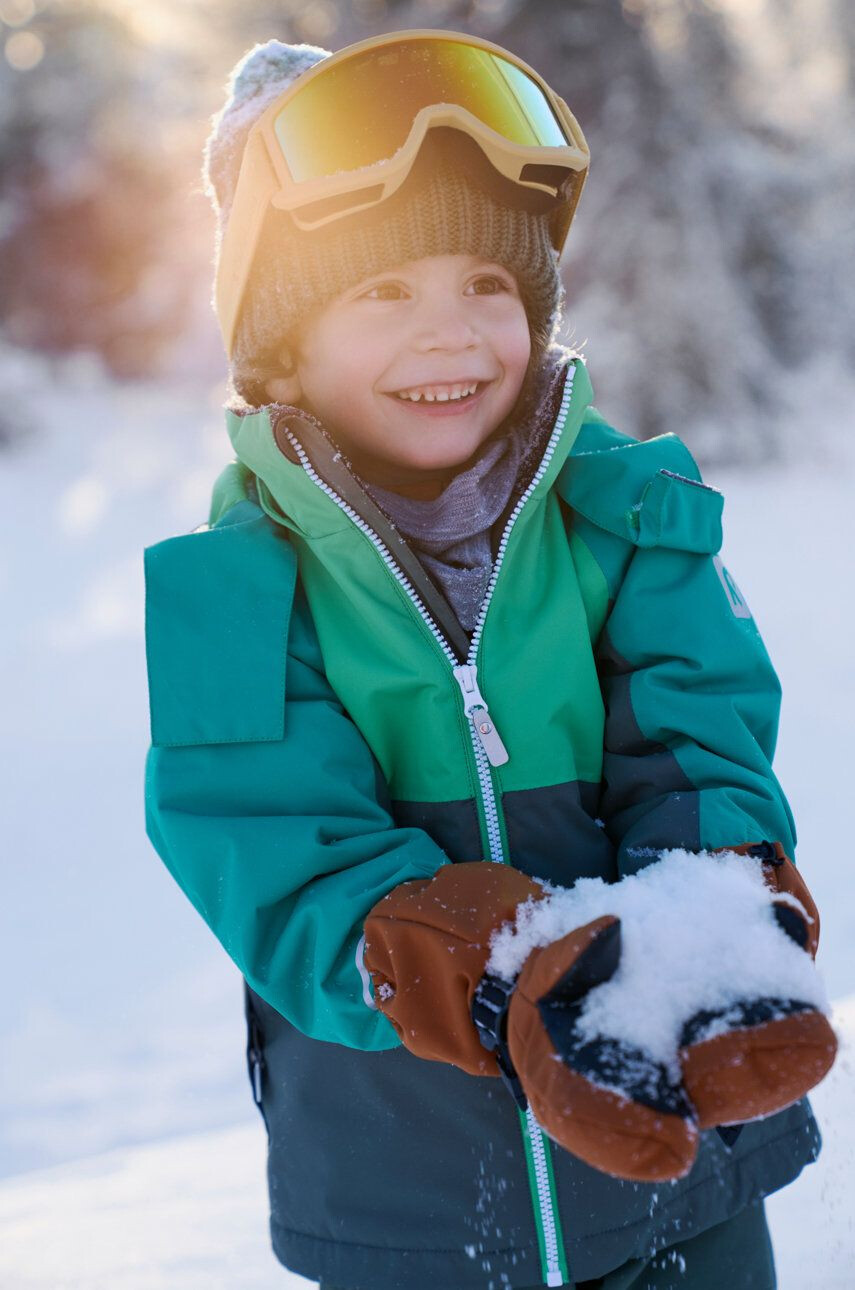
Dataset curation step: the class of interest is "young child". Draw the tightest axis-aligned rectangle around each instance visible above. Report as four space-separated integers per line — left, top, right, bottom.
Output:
144 31 833 1290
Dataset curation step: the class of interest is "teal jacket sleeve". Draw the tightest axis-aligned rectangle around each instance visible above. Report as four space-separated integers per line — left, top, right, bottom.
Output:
592 473 797 876
143 502 449 1050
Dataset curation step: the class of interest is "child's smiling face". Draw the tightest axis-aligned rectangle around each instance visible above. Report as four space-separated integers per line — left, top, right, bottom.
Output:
265 253 532 485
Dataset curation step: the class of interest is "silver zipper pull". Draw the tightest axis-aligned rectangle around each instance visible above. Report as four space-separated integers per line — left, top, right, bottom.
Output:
453 664 510 767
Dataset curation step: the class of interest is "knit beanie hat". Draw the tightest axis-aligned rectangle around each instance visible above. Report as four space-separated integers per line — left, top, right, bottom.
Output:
203 39 566 406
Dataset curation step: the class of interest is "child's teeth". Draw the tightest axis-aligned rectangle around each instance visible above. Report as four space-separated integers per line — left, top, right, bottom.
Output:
396 382 478 402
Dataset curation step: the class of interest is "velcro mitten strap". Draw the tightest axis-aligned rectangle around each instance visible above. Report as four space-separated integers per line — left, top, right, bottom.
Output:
362 862 545 1074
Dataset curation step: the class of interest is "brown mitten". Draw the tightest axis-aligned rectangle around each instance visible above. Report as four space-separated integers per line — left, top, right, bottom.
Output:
363 863 699 1182
504 917 700 1182
363 862 545 1075
680 842 835 1131
724 840 820 958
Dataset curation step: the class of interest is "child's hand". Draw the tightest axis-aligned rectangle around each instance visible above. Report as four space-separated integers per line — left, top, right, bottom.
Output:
363 863 699 1182
363 861 548 1076
364 851 837 1185
678 844 832 1131
500 912 700 1183
715 840 820 958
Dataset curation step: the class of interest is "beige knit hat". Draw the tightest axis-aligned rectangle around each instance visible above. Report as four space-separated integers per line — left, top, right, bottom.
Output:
203 40 565 405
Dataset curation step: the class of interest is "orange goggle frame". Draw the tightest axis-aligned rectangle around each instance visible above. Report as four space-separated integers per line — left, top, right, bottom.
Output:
216 29 590 358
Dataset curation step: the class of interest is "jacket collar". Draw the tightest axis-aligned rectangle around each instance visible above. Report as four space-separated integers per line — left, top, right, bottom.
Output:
224 348 593 533
222 355 722 557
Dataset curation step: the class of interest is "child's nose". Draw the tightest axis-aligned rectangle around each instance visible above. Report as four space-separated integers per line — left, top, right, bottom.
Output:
413 312 479 351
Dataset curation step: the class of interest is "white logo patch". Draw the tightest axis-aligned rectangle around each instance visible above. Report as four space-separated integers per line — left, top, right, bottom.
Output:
713 555 753 619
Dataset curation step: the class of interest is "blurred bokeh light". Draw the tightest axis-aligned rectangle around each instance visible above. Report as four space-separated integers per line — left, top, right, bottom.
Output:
0 0 852 460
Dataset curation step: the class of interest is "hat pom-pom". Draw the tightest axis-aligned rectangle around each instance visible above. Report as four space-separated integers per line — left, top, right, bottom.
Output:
203 39 331 224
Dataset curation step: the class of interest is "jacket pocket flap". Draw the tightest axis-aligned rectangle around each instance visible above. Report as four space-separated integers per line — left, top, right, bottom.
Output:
144 512 297 747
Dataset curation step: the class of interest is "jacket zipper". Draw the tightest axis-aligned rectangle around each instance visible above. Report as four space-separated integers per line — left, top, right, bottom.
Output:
457 363 575 861
523 1104 567 1287
279 361 576 1287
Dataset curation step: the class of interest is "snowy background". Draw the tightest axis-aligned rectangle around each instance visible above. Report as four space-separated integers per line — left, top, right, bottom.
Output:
1 0 853 1286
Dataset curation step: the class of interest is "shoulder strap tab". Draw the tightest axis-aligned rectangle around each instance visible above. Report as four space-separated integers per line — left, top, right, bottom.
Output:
558 422 723 554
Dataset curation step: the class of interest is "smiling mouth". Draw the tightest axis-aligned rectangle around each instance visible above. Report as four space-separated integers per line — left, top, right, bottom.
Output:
384 379 492 413
391 380 484 403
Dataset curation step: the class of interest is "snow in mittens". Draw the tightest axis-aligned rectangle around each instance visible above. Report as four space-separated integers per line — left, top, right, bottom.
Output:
487 850 829 1081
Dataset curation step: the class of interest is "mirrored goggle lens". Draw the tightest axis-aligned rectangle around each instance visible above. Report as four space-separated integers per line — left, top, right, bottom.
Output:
273 39 569 184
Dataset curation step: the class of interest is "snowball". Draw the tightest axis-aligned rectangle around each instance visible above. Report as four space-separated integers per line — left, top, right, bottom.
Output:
487 850 828 1078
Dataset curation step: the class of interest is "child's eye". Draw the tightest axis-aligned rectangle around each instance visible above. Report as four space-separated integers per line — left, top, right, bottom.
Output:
468 275 510 295
359 274 511 302
362 282 405 301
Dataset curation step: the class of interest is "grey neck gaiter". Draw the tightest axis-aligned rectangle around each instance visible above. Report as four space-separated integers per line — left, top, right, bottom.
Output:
362 346 570 633
364 430 524 632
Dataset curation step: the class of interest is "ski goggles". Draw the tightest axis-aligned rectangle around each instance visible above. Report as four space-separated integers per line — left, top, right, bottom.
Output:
216 29 590 358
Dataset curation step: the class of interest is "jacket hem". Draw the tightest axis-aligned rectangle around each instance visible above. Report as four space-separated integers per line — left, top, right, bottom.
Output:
269 1220 543 1290
267 1110 819 1289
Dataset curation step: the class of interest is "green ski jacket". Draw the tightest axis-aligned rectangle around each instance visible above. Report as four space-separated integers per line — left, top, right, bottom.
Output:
144 354 818 1288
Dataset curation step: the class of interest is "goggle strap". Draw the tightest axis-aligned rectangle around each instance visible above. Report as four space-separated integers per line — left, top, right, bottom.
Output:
217 132 279 356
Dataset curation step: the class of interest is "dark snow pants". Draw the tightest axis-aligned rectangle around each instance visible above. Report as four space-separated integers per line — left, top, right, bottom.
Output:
320 1198 775 1290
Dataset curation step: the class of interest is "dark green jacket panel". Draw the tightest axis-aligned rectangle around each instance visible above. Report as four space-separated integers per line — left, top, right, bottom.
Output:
501 779 617 886
247 985 819 1289
144 508 450 1049
390 781 617 887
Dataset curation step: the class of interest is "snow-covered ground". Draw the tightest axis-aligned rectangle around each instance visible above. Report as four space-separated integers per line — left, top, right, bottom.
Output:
1 347 852 1286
